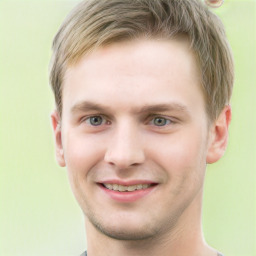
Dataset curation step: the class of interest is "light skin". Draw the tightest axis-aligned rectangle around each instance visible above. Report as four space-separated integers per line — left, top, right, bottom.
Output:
51 38 231 256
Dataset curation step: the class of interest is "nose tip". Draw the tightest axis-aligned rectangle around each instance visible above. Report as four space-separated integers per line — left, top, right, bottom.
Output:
104 130 145 169
104 145 145 169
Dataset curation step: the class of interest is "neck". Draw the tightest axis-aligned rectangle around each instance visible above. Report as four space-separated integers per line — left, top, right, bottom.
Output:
85 191 217 256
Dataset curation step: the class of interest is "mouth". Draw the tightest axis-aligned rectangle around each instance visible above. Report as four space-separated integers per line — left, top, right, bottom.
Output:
205 0 223 8
102 183 154 192
98 181 158 202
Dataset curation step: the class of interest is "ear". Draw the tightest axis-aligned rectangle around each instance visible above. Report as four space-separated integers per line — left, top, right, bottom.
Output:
51 111 66 167
206 105 232 164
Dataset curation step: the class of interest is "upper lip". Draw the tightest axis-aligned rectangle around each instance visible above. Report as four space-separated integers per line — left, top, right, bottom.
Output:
98 179 158 186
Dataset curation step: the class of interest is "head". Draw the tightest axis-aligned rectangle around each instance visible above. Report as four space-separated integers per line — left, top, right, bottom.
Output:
50 0 234 122
49 0 233 243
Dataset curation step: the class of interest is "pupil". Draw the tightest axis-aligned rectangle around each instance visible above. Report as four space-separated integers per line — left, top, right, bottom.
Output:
90 116 102 126
154 117 166 126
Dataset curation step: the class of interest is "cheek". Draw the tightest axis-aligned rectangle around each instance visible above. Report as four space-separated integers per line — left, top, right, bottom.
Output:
149 129 208 200
61 131 107 206
147 128 208 174
62 131 106 176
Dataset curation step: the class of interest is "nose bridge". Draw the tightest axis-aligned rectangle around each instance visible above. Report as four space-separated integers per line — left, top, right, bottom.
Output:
104 119 145 168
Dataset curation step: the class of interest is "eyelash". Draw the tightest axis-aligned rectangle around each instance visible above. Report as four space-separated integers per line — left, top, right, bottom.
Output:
148 116 173 127
81 114 176 128
82 115 110 126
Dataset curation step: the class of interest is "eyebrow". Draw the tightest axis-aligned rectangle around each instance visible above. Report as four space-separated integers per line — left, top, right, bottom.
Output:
71 101 108 114
138 103 190 115
70 101 190 116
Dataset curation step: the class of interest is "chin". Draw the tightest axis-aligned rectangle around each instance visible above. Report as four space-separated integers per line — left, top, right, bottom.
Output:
94 224 158 241
86 211 160 241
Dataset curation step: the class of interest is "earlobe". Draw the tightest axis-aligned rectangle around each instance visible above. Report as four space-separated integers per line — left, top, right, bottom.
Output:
206 105 232 164
51 111 66 167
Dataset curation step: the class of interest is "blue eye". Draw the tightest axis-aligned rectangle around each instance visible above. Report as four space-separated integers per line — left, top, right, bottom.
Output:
152 117 171 126
86 116 104 126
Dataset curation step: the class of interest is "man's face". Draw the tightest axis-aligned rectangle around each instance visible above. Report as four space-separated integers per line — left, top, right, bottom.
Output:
53 38 214 240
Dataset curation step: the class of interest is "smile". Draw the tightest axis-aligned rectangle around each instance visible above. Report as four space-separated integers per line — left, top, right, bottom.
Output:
103 183 152 192
99 182 158 202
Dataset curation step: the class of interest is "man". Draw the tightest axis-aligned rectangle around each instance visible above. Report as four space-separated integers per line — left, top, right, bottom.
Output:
49 0 234 255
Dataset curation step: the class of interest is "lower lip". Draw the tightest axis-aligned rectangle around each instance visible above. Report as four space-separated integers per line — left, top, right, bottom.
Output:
205 0 223 7
99 184 157 203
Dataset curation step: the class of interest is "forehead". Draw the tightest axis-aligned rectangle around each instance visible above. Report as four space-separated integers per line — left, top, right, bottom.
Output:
65 37 198 81
62 38 204 117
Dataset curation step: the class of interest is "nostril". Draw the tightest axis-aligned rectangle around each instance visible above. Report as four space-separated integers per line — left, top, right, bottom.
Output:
104 150 145 168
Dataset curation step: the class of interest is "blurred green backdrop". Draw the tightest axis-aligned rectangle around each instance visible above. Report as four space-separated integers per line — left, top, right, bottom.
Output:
0 0 255 255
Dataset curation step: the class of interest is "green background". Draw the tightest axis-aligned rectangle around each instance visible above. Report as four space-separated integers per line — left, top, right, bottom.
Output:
0 0 255 255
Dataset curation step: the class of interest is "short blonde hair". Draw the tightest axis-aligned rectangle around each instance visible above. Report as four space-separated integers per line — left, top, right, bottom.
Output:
49 0 234 121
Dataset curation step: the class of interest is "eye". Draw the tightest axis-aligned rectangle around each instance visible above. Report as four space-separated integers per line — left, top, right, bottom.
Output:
85 116 107 126
151 117 171 126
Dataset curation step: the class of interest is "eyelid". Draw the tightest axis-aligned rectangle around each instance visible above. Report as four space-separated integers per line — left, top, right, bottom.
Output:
80 114 110 125
146 114 176 124
78 113 178 127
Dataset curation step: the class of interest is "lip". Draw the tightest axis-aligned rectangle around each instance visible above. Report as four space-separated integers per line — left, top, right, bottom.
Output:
97 180 158 203
205 0 223 8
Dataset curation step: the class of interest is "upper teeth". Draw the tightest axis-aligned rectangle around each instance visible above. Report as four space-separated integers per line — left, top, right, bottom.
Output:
104 184 151 192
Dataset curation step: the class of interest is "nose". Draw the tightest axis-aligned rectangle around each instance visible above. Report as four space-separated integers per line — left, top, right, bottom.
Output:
104 122 145 169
